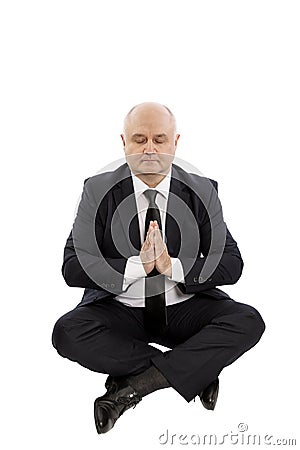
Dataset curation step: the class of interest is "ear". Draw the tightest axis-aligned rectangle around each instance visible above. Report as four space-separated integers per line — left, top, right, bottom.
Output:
175 134 180 147
120 134 126 147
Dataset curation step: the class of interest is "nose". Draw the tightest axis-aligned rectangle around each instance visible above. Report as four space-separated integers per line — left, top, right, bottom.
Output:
144 139 156 153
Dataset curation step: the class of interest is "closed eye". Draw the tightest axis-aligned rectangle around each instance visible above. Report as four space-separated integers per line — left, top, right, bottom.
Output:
132 134 147 144
154 134 167 144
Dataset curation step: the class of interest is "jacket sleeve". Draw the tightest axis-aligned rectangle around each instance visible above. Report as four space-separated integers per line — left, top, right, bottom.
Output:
61 177 127 295
177 180 244 295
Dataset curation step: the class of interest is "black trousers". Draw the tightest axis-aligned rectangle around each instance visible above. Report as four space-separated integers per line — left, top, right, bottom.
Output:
51 294 265 402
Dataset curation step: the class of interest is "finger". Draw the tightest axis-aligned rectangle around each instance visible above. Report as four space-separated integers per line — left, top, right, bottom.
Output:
146 223 154 238
146 221 154 237
154 231 167 254
153 230 162 251
154 228 163 245
148 231 155 245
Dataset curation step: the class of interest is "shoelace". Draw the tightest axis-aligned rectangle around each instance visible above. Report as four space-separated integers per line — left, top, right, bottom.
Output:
117 394 141 408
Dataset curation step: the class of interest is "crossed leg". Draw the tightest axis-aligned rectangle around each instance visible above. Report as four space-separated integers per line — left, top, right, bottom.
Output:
52 294 265 402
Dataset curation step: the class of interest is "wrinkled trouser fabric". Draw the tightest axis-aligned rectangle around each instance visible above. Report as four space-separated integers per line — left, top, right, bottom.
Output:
51 294 265 402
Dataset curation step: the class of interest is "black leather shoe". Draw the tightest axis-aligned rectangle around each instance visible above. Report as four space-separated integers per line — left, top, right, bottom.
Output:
199 378 219 410
94 377 142 434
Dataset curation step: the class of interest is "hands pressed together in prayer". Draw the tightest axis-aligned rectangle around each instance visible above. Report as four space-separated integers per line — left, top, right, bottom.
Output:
140 220 172 277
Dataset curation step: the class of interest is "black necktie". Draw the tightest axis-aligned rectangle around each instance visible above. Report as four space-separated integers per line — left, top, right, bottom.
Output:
143 189 168 335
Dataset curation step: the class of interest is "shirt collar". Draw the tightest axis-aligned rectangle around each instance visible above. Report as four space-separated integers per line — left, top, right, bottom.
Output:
129 165 172 200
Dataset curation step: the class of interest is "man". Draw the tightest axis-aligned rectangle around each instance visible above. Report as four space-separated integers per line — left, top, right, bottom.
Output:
52 102 265 434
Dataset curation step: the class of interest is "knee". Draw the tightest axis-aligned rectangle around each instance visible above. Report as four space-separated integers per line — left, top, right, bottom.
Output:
51 315 69 356
240 305 265 346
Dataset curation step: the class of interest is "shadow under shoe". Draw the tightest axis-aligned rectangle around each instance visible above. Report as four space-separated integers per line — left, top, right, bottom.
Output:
94 377 142 434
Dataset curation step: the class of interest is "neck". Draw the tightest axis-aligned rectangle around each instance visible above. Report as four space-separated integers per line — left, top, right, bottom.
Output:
135 173 166 188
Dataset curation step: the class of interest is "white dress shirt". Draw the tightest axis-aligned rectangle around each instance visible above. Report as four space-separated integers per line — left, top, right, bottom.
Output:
114 166 194 307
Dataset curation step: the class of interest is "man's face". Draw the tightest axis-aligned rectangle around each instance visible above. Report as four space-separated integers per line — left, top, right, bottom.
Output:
121 105 180 176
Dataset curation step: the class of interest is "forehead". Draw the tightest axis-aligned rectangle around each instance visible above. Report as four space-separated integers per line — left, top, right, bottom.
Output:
126 108 174 135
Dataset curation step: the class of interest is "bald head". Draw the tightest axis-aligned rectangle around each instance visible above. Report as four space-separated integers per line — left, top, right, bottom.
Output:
123 102 177 136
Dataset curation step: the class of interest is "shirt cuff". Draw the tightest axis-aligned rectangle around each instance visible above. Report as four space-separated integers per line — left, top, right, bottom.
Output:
168 257 185 283
122 255 147 290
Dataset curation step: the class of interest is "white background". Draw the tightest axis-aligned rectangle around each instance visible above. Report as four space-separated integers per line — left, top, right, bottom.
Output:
1 1 299 448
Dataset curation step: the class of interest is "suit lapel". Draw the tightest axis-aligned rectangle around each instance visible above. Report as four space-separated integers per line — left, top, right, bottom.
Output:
112 166 141 256
165 165 191 257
